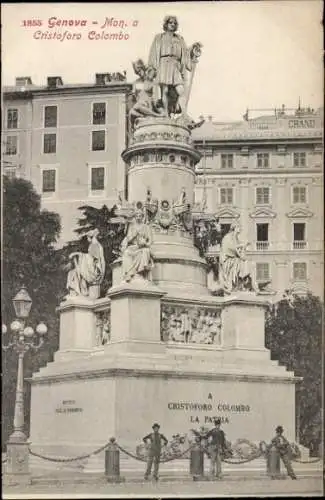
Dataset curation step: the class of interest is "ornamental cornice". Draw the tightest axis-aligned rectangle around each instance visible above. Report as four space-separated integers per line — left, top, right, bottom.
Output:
195 168 322 177
28 366 299 385
57 297 98 312
214 207 241 219
207 249 323 257
153 255 208 268
286 208 314 218
93 297 111 313
122 142 202 164
289 282 310 295
193 129 323 142
129 162 196 176
106 284 166 300
162 296 224 308
249 207 277 219
19 84 132 98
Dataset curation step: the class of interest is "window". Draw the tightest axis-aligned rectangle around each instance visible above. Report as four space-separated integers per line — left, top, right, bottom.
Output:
256 187 270 205
7 109 18 129
293 152 306 167
256 223 269 250
293 262 307 281
5 136 18 155
92 130 105 151
44 106 57 128
293 223 306 249
220 188 233 204
257 153 269 168
42 169 56 193
92 103 106 125
43 133 56 154
293 223 305 241
256 263 270 281
220 223 231 239
91 167 105 191
292 186 306 204
3 167 16 179
221 154 233 169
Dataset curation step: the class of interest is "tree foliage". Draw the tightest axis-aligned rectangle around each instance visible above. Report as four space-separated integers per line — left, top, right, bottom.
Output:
265 292 323 449
62 204 126 295
2 176 65 448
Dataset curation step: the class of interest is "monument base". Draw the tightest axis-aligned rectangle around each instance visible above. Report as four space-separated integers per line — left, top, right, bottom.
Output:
29 342 297 463
29 291 299 466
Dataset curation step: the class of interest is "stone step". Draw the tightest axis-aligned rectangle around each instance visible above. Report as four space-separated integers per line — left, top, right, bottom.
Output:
27 470 322 486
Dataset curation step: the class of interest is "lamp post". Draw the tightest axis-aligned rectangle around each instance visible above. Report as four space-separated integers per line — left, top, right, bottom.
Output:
2 286 47 485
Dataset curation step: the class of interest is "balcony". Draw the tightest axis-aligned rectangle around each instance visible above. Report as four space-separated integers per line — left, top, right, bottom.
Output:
256 241 269 250
293 240 307 250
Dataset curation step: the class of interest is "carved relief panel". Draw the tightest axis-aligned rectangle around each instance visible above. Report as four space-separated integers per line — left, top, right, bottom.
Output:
161 304 222 346
95 309 111 346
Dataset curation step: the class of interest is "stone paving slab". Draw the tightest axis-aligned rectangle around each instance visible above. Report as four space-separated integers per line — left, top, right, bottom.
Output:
2 476 323 498
28 470 322 484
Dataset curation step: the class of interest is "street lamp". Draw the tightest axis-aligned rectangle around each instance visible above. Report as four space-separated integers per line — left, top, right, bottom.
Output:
2 286 47 484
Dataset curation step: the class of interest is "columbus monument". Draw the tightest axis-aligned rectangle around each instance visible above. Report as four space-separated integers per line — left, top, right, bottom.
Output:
29 16 298 471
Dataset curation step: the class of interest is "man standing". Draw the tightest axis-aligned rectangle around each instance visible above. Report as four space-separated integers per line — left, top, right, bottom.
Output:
148 16 199 117
206 418 226 479
271 425 297 479
143 423 168 481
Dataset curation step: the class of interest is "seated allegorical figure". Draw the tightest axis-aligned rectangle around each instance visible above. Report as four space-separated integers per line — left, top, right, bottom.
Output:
218 222 258 295
129 65 166 128
121 208 154 283
65 228 105 299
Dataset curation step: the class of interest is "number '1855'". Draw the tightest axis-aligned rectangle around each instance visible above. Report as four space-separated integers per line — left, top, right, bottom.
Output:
22 20 42 27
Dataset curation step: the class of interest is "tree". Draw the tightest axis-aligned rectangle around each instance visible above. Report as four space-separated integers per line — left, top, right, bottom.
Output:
265 292 323 450
2 176 65 448
62 204 126 295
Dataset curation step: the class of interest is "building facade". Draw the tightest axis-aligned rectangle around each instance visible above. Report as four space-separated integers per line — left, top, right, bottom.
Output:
192 107 323 298
2 79 323 297
2 74 132 243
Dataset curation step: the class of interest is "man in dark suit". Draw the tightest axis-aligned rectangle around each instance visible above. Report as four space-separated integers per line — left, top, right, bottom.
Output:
271 425 297 479
206 418 226 479
143 423 168 481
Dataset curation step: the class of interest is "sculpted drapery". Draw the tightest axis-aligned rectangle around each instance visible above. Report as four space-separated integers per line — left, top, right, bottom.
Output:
218 223 256 294
147 16 195 116
129 16 202 122
66 229 105 298
148 31 191 87
121 210 154 283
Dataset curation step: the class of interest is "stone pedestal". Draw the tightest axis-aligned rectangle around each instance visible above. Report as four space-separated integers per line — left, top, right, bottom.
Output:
124 118 200 205
3 441 31 486
222 292 269 350
121 118 206 296
106 280 166 352
58 297 97 351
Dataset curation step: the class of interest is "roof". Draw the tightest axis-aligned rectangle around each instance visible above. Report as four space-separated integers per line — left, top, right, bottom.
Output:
3 81 133 99
192 110 323 142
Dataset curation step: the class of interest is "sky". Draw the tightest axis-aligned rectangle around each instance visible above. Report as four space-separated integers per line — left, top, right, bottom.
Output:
1 1 323 121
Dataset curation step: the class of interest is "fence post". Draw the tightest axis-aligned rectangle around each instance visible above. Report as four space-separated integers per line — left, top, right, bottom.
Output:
190 439 204 481
105 438 125 483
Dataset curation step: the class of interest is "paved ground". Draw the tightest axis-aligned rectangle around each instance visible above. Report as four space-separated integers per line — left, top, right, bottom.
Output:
3 475 323 498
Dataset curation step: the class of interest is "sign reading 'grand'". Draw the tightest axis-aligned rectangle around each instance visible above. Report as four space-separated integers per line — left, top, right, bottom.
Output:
288 119 316 128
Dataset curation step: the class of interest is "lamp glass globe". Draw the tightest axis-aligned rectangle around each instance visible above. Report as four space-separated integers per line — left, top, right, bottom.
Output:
10 320 22 333
24 326 35 338
36 323 48 336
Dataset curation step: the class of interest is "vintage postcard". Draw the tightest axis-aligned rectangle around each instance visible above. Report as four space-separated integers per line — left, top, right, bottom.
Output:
1 1 323 498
